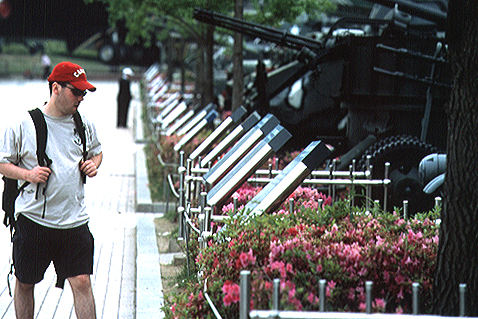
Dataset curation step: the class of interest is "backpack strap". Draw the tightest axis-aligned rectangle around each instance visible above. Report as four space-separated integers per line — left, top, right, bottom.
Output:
28 108 52 203
28 108 52 168
73 111 88 184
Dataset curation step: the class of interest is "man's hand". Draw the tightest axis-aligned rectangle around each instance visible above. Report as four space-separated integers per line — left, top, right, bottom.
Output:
28 165 52 184
79 159 98 178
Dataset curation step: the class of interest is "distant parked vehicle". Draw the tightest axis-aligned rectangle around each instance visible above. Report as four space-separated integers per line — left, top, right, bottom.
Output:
0 0 160 65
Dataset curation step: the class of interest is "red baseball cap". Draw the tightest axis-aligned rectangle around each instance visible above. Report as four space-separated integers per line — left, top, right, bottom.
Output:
47 61 96 92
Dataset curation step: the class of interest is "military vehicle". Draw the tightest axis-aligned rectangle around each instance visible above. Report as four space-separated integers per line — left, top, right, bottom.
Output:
193 0 450 214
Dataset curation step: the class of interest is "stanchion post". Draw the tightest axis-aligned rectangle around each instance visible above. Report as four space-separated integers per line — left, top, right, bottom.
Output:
435 196 442 209
186 158 192 204
403 200 409 220
365 281 373 314
317 198 324 214
240 270 251 319
412 282 420 315
234 196 238 214
178 151 186 239
459 283 466 317
319 279 326 312
332 159 337 201
273 278 280 311
384 162 390 213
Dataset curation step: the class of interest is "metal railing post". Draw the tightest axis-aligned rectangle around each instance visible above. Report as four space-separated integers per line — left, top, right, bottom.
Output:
234 196 239 214
365 281 373 314
328 163 333 202
332 159 337 202
186 158 192 204
273 278 280 313
240 270 251 319
178 151 186 239
319 279 326 312
459 283 466 317
384 162 390 213
403 200 409 220
317 199 324 214
412 282 420 315
435 196 442 209
366 166 372 212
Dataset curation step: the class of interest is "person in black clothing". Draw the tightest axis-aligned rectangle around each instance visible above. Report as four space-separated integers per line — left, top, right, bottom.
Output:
116 67 133 128
40 50 52 80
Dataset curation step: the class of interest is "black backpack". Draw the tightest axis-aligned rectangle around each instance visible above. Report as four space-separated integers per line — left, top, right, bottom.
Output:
2 108 87 234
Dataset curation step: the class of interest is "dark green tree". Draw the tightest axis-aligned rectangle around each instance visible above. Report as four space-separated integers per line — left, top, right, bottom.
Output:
86 0 334 109
86 0 233 106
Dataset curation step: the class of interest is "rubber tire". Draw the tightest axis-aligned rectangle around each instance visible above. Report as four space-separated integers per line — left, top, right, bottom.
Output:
98 43 116 64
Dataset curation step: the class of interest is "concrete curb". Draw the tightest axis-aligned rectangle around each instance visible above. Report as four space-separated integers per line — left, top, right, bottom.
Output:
132 83 169 318
133 98 164 213
136 213 165 319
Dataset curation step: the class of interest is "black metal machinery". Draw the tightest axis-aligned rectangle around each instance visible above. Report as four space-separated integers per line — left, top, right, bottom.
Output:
193 0 450 214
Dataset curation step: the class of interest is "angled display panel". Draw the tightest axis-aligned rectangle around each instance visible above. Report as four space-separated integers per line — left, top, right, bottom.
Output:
174 109 219 152
189 106 248 161
165 107 195 136
157 92 180 109
203 114 279 185
177 103 216 136
161 101 188 129
144 63 160 83
158 98 180 120
200 111 261 168
150 84 168 104
207 125 292 207
244 140 331 216
147 76 164 96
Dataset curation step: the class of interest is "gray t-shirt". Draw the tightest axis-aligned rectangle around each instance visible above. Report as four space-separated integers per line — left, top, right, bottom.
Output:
0 108 102 229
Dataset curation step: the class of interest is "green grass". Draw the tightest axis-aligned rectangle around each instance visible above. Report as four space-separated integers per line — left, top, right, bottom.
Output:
0 40 144 79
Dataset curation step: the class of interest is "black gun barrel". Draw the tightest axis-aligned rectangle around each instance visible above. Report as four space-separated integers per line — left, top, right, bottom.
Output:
371 0 447 27
193 8 324 53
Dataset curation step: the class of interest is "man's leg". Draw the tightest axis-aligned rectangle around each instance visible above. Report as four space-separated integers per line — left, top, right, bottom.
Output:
68 274 97 319
14 279 35 319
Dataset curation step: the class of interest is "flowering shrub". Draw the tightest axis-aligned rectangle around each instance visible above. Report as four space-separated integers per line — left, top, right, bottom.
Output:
164 191 440 318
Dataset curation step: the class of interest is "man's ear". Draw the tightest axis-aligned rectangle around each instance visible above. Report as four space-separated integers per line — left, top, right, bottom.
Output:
52 82 61 95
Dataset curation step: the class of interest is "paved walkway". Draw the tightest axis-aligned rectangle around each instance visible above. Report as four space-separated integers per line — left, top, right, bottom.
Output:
0 79 165 318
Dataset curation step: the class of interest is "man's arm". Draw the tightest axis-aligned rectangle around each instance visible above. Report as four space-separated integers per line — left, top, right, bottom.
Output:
80 152 103 178
0 162 51 184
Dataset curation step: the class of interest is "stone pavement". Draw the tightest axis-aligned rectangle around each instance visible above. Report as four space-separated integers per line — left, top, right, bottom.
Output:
0 79 166 318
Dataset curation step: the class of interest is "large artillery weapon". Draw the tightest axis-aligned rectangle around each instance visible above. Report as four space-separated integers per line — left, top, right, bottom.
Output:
193 0 450 214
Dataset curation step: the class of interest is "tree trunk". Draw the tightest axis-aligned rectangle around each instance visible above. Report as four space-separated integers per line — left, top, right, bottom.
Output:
432 0 478 315
203 25 215 106
196 38 205 104
232 0 244 112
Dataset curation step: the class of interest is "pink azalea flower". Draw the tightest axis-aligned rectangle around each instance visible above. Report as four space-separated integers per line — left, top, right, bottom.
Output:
222 281 240 306
238 248 257 268
307 292 316 304
373 298 386 311
358 302 366 311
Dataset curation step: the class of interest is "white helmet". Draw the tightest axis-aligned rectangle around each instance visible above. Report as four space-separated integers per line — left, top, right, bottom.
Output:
122 67 134 76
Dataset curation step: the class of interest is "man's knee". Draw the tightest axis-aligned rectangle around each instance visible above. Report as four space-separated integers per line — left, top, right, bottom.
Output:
15 279 34 293
68 274 92 293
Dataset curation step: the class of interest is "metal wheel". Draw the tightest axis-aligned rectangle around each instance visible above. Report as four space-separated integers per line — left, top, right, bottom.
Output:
359 135 438 214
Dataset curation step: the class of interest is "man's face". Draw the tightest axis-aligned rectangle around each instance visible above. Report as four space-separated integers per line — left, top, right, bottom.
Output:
55 83 85 116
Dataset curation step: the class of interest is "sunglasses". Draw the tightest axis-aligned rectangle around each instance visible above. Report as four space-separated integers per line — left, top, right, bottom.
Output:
63 84 87 97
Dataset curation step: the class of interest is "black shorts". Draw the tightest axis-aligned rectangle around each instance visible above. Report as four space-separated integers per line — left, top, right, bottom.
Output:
13 214 94 289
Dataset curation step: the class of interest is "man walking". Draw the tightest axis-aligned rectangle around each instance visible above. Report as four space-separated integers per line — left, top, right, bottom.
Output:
0 61 103 319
